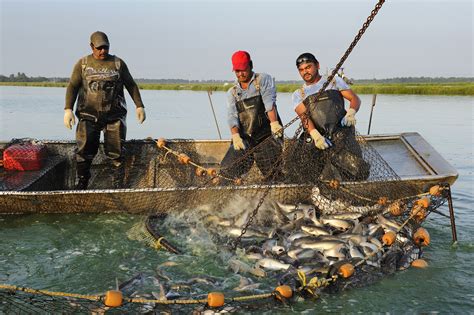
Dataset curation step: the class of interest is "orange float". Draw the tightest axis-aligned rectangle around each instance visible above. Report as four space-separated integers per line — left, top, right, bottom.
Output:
329 179 340 189
156 138 166 148
413 227 430 246
234 178 243 185
389 200 406 216
411 259 429 268
104 290 123 307
415 197 430 208
178 154 190 165
275 285 293 300
382 231 396 246
207 292 225 307
411 204 427 222
429 185 442 196
339 263 355 278
378 196 388 206
195 168 206 176
207 168 217 177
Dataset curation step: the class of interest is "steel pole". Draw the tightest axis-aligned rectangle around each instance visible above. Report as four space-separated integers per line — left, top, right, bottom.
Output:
367 94 377 135
207 90 222 140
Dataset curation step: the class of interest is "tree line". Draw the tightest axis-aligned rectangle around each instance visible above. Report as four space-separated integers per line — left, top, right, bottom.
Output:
1 73 472 84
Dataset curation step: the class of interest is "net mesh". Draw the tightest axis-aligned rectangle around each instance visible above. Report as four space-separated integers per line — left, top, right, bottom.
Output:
0 125 452 312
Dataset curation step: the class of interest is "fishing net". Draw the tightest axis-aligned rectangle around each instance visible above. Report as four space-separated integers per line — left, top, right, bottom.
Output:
0 0 455 312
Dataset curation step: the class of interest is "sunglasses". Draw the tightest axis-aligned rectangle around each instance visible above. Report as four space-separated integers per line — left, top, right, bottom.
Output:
296 57 317 67
94 45 109 51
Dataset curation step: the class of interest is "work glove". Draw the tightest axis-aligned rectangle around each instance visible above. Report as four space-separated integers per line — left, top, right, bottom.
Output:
232 133 246 150
341 108 357 127
136 107 146 124
63 109 75 129
270 121 283 138
310 129 332 150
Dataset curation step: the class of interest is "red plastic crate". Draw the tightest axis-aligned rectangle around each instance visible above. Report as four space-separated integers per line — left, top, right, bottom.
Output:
3 143 46 171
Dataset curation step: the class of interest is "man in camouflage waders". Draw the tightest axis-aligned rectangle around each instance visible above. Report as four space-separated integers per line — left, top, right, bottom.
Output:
64 31 146 189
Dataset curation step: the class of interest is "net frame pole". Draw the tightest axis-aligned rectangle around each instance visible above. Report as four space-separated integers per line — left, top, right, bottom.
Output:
446 184 458 243
367 94 377 135
207 90 223 140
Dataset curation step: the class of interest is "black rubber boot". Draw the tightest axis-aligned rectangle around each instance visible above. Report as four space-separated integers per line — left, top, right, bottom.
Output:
111 160 125 189
76 161 92 190
75 176 89 190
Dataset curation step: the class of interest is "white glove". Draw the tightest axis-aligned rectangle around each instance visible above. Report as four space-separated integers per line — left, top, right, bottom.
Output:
341 108 357 127
136 107 146 124
270 121 283 138
232 133 246 150
63 109 75 129
310 129 332 150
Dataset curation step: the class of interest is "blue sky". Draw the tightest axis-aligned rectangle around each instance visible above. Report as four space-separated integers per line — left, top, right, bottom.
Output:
1 0 472 80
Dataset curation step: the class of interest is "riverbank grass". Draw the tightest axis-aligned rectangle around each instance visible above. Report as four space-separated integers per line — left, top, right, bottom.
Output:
1 81 473 95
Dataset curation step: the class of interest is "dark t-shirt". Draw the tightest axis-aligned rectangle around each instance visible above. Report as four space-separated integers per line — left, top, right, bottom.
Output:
65 54 144 110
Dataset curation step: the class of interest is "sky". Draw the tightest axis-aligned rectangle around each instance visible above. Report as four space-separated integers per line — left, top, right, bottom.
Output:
0 0 473 81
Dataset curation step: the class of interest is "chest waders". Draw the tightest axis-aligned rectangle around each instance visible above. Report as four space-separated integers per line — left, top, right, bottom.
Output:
299 87 370 182
75 56 127 189
220 74 283 181
234 74 272 143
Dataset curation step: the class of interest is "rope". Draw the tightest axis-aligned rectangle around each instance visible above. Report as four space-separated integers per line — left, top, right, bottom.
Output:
297 270 333 296
154 139 235 182
153 236 164 250
0 284 101 301
0 283 281 307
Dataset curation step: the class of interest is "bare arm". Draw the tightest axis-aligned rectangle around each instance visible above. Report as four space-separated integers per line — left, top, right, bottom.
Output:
231 126 240 135
341 89 360 111
295 103 316 132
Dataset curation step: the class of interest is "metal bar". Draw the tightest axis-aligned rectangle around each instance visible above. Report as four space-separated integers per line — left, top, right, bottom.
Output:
399 136 437 175
367 94 377 135
446 184 458 243
207 90 222 140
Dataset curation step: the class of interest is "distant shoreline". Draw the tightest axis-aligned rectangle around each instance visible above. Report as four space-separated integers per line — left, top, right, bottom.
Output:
1 81 473 96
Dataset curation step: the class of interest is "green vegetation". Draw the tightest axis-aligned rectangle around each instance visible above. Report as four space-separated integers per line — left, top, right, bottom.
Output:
277 82 474 96
0 81 68 88
1 77 473 96
351 82 474 96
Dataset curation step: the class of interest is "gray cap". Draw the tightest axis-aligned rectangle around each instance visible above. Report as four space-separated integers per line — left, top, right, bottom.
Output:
90 31 109 47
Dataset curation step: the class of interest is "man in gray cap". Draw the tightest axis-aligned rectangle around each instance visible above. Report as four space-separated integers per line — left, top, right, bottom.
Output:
64 31 146 189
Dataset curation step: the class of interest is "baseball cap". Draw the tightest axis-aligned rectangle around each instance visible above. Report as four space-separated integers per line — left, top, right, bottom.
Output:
90 31 110 48
232 51 251 71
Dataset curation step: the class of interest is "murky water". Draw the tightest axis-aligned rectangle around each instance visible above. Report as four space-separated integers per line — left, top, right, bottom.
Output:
0 86 473 312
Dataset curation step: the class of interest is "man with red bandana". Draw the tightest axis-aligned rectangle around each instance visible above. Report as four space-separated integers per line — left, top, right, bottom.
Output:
64 31 146 189
220 51 284 181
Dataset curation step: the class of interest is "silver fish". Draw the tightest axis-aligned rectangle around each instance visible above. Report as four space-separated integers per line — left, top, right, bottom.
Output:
301 225 331 236
323 212 363 220
321 218 353 231
377 214 402 231
348 241 365 259
300 240 345 251
228 258 266 277
233 276 261 292
256 258 291 271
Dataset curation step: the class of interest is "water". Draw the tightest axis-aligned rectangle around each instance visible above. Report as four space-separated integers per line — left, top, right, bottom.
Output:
0 86 473 312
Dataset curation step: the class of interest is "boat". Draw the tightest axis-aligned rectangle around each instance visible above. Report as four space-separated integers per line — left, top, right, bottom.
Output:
0 132 458 214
